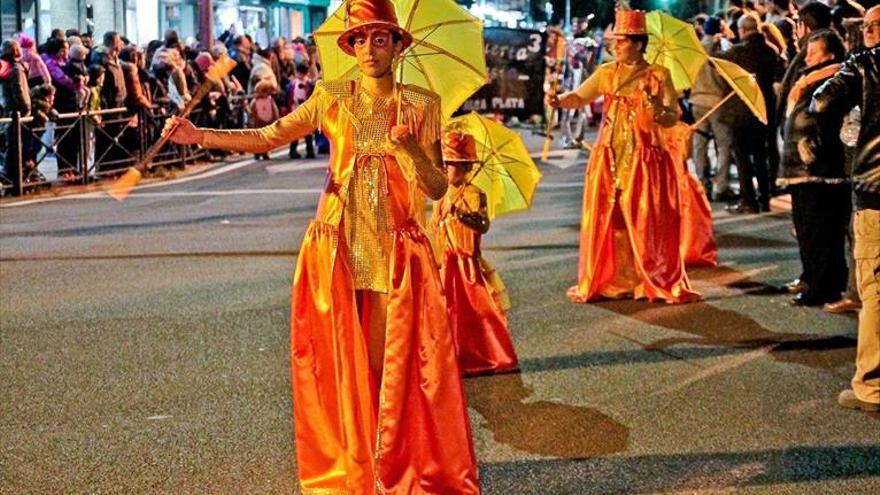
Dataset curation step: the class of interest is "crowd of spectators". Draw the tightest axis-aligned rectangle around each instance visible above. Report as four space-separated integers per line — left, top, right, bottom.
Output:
0 26 324 194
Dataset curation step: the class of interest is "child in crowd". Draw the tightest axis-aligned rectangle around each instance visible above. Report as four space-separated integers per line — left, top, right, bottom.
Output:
22 84 58 182
284 63 315 159
432 131 519 376
246 80 279 160
86 64 104 125
66 43 91 110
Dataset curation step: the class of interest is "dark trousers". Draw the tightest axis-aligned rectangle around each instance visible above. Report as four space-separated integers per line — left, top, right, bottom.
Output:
731 119 770 208
55 117 83 175
4 123 22 193
290 133 315 158
791 182 851 302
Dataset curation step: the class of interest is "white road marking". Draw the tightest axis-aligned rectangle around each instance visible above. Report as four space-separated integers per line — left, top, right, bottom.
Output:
1 148 329 208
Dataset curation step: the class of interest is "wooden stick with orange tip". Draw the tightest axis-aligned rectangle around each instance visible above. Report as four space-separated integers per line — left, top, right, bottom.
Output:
107 54 238 201
541 60 562 161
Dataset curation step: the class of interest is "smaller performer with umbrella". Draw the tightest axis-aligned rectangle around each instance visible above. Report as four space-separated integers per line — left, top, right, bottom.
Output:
432 130 518 377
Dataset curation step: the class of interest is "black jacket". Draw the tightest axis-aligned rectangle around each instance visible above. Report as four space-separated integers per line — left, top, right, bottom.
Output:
90 48 127 109
813 47 880 210
778 28 834 121
717 32 781 127
0 59 31 117
781 61 847 183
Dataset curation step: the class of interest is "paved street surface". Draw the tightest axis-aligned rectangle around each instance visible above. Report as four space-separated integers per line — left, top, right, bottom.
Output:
2 129 878 494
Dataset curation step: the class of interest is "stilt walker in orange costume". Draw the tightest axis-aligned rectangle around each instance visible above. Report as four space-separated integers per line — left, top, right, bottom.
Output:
548 9 700 303
163 1 480 493
432 131 519 377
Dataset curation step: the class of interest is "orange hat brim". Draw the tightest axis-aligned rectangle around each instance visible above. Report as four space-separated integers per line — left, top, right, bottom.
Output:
336 22 414 56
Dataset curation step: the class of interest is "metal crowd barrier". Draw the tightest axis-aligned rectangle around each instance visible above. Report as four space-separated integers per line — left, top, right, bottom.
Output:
0 93 253 197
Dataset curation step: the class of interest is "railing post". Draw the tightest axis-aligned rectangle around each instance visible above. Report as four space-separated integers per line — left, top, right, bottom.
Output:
12 111 23 197
79 110 88 186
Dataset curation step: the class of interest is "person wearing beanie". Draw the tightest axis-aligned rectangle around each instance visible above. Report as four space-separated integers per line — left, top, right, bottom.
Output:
18 34 51 87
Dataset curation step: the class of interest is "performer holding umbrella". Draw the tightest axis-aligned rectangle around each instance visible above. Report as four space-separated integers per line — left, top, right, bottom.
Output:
548 8 700 303
161 1 481 493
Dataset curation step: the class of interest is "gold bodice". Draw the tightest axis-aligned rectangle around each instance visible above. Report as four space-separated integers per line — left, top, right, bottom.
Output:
344 89 396 292
198 79 445 294
574 61 679 190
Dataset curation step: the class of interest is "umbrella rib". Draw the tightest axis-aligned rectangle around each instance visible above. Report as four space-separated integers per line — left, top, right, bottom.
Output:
404 0 422 31
410 19 480 35
411 53 437 93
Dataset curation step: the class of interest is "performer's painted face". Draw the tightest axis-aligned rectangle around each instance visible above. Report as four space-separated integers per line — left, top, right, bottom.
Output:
352 28 401 78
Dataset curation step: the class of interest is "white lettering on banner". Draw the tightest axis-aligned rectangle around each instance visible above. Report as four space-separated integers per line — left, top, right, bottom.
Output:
463 99 488 111
491 97 525 110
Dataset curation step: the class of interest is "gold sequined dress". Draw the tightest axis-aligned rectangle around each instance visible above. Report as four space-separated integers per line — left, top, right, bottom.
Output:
344 89 395 292
565 61 700 303
198 79 481 494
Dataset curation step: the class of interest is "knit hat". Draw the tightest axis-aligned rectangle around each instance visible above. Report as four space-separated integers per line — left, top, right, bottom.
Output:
69 44 90 62
195 52 214 73
703 16 723 36
18 34 34 50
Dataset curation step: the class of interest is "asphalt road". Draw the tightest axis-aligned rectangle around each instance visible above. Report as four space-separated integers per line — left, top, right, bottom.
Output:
1 129 878 494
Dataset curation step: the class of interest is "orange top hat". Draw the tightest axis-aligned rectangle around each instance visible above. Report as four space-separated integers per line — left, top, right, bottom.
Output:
442 131 478 163
611 9 648 37
337 0 414 56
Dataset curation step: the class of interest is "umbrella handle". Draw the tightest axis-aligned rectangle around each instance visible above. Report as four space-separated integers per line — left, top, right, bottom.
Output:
690 91 734 130
396 57 404 124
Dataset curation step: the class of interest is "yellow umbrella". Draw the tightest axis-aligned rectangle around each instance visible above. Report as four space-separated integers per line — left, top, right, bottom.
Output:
313 0 488 120
645 11 708 91
691 56 767 128
446 112 542 219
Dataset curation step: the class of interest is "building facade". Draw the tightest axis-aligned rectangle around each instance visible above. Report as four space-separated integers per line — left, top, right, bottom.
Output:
2 0 126 43
1 0 330 48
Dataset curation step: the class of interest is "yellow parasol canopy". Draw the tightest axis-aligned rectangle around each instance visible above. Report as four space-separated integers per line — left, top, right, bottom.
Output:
706 56 768 125
314 0 488 121
446 112 542 219
645 11 708 91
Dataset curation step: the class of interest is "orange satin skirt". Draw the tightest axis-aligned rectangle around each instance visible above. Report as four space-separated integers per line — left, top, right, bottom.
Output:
567 143 700 303
679 170 718 267
441 251 518 377
291 221 480 494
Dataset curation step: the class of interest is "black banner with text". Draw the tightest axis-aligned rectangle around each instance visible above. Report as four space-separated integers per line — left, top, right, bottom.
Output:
461 28 546 120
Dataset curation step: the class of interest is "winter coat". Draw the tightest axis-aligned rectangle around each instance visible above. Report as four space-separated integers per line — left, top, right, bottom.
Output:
43 53 81 113
0 59 31 117
779 61 847 185
121 61 151 110
91 47 127 109
22 47 50 87
813 47 880 210
716 32 781 127
151 46 190 102
690 36 726 109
